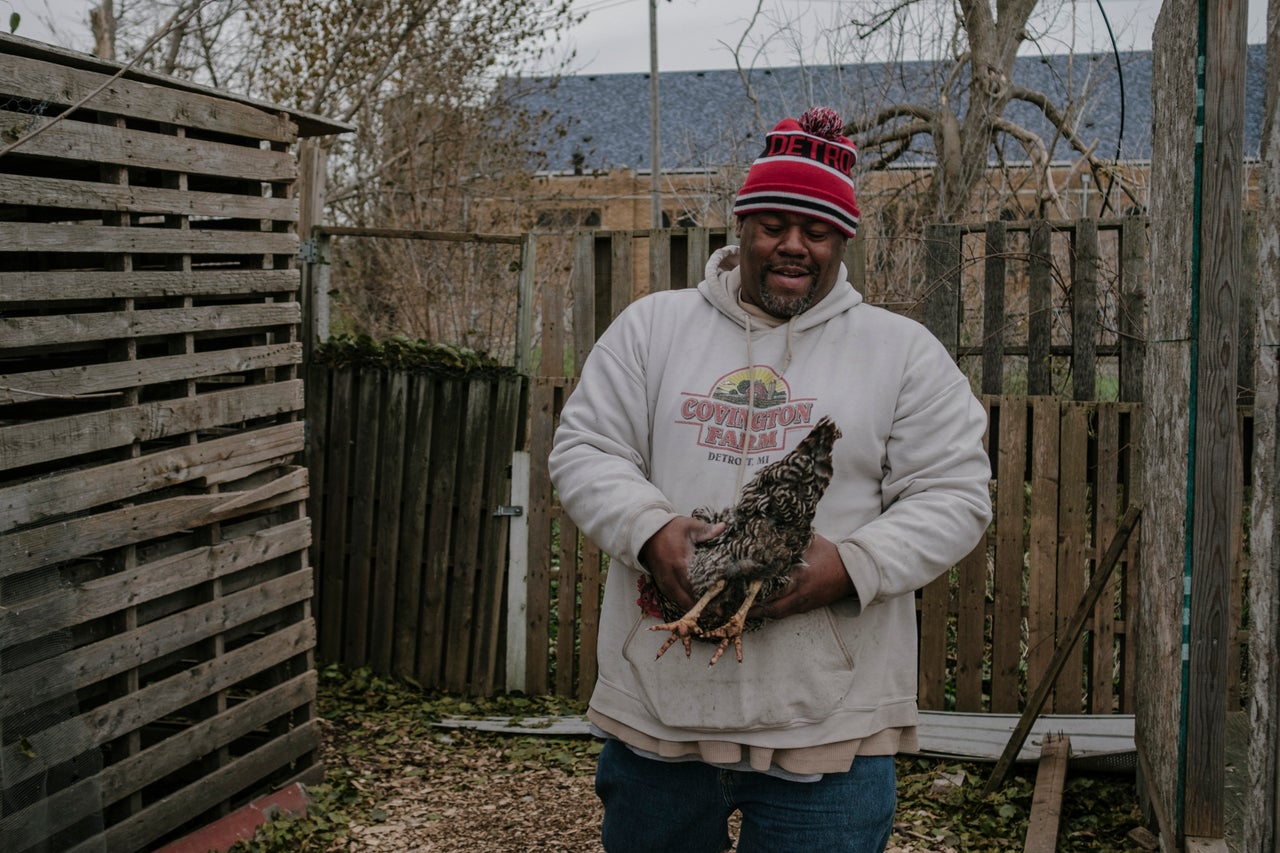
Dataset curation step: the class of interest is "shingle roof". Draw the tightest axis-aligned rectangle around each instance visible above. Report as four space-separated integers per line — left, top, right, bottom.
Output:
511 45 1266 174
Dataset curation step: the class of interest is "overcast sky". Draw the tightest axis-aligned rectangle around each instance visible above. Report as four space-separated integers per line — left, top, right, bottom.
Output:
6 0 1270 75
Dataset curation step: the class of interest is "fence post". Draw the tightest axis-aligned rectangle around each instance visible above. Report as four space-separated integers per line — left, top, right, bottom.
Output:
297 140 328 358
1028 221 1053 395
1071 220 1099 400
982 221 1007 394
573 232 597 375
1119 216 1148 402
515 233 538 375
923 222 961 357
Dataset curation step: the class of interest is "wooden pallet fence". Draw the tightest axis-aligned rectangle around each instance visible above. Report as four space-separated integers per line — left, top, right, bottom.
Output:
0 36 346 853
518 375 607 699
524 392 1155 711
916 396 1144 714
921 218 1152 402
305 364 523 695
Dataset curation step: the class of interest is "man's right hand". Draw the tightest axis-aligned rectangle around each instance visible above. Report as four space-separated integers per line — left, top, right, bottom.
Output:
639 516 725 612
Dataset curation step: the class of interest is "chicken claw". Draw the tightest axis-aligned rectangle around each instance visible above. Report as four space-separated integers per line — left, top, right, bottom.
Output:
651 579 726 659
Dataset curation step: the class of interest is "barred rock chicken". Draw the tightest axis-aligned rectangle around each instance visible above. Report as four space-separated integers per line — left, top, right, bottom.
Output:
646 416 842 665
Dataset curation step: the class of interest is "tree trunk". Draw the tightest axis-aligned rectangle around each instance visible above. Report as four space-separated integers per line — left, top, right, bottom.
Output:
90 0 115 61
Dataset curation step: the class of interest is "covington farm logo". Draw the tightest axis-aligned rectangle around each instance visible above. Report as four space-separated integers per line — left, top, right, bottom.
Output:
677 365 817 465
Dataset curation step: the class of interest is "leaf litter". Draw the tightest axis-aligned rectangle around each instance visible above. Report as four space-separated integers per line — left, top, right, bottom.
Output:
229 666 1148 852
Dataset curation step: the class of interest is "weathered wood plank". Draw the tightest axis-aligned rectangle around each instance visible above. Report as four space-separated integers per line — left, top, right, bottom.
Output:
609 232 633 323
1092 404 1120 714
0 342 301 404
923 223 961 356
0 484 303 576
1055 403 1090 711
556 510 581 698
576 534 604 703
0 619 314 787
0 222 296 256
572 232 597 375
983 222 1007 394
0 51 296 142
392 374 434 678
541 257 565 377
305 361 330 660
443 383 492 692
1071 221 1099 401
369 370 408 673
341 369 381 665
993 397 1028 713
1119 217 1147 402
472 377 523 693
2 569 312 714
525 379 557 693
1027 397 1061 701
0 173 297 221
1184 2 1246 836
954 537 988 712
917 571 949 711
0 518 309 648
94 721 317 853
0 672 315 851
0 302 300 348
318 369 354 663
0 379 302 471
0 420 303 530
956 395 994 712
0 269 299 303
1024 734 1071 853
417 380 462 688
1028 221 1053 395
686 227 710 289
0 112 295 181
649 228 672 293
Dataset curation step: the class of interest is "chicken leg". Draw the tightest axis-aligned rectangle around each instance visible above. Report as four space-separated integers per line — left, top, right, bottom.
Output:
699 578 767 665
651 579 727 659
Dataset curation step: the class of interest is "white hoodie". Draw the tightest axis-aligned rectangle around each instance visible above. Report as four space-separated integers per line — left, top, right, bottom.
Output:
548 246 992 749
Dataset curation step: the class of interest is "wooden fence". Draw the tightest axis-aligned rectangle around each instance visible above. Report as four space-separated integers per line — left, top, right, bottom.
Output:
0 35 346 853
519 220 1157 400
300 218 1255 713
521 389 1251 711
305 363 523 695
508 219 1249 709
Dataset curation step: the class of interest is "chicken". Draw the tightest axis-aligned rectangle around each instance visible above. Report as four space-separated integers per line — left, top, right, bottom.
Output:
646 415 842 665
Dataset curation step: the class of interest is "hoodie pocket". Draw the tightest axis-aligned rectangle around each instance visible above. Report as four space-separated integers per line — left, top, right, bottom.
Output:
620 607 858 732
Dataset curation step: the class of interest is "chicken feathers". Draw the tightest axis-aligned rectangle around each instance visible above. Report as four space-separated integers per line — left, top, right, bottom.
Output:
647 415 842 664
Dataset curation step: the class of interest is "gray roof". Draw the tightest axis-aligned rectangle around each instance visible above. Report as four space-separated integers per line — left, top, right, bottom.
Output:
512 45 1266 174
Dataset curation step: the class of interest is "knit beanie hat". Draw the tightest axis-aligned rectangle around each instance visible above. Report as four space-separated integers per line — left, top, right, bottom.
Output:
733 107 860 237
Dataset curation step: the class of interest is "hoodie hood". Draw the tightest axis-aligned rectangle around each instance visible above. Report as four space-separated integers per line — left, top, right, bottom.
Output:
698 244 864 332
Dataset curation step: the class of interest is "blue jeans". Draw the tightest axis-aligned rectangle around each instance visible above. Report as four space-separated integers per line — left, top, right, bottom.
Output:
594 738 896 853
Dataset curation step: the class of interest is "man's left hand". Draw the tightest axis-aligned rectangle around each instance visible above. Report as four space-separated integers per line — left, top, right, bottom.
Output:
752 534 855 619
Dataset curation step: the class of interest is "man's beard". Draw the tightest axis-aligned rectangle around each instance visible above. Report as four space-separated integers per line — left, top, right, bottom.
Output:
758 268 820 318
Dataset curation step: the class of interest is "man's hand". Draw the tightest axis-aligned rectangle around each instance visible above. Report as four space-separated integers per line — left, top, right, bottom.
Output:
753 534 855 620
639 516 725 612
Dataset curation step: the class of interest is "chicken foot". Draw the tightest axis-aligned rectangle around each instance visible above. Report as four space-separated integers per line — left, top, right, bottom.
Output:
651 579 727 659
699 578 766 665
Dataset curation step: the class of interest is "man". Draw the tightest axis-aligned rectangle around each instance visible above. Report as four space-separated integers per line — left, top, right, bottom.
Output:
548 107 992 853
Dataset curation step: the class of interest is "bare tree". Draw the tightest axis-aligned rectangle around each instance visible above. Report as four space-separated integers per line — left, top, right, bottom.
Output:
729 0 1142 223
104 0 580 348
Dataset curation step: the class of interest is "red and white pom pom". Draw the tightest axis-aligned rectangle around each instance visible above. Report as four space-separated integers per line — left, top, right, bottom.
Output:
798 106 845 140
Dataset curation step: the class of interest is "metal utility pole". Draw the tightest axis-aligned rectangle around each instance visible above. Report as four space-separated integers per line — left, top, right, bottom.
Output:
649 0 662 229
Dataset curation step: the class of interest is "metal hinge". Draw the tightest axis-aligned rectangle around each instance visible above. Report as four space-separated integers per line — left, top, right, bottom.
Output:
493 505 524 517
298 238 321 263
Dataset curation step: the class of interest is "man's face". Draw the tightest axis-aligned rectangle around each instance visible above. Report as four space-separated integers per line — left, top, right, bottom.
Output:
735 212 847 319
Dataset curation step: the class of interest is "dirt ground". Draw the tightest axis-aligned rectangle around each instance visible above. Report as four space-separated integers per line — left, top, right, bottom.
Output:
322 716 959 853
